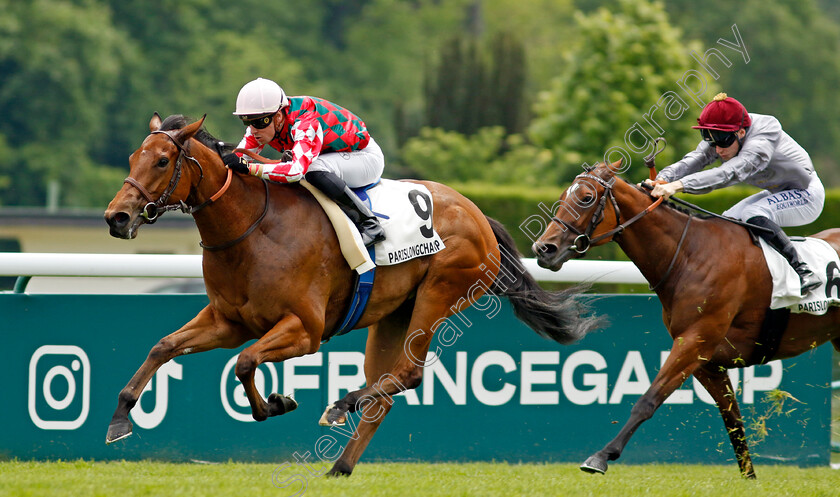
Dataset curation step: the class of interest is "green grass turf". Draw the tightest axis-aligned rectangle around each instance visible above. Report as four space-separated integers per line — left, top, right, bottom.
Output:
0 460 837 497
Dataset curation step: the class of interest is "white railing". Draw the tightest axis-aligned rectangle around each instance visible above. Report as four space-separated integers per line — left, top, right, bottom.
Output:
0 253 202 278
0 253 646 292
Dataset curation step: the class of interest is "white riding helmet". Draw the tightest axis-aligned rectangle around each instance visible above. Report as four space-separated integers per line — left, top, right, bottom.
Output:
233 78 289 116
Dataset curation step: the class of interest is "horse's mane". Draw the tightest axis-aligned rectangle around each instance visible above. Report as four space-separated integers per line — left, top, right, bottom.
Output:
660 199 713 219
160 114 234 153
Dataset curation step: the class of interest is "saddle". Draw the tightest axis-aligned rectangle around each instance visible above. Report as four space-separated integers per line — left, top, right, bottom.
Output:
300 179 375 274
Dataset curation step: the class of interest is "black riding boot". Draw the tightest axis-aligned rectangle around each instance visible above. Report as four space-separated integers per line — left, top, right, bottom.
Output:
747 216 820 295
305 170 385 248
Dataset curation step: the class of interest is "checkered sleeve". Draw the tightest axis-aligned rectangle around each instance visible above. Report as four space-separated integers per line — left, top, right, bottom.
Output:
234 130 263 156
258 116 324 183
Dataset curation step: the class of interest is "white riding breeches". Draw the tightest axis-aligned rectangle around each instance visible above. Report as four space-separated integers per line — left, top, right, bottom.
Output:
723 174 825 227
307 138 385 188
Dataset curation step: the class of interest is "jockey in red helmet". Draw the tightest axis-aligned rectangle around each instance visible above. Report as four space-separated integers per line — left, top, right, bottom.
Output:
648 93 823 295
223 78 385 248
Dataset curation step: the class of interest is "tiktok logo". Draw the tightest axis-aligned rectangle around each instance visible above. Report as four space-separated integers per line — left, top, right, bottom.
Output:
130 360 183 430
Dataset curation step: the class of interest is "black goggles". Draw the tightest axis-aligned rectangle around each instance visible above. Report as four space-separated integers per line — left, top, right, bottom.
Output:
700 128 738 148
240 113 275 129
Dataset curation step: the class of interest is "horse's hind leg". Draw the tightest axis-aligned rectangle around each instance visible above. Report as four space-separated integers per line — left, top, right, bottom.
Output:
693 366 756 479
322 271 484 466
106 305 250 443
327 303 414 476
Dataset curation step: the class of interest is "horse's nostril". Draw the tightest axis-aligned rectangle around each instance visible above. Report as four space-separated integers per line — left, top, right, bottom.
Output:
532 241 558 257
107 211 131 229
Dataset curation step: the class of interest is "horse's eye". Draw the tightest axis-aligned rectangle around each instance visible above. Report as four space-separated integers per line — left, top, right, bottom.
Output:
581 194 593 204
157 157 170 168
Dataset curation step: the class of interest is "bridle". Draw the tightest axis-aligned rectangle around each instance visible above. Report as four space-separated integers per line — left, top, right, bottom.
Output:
552 171 667 256
549 137 689 290
552 172 693 292
552 172 624 255
122 129 269 252
553 139 669 256
123 130 232 223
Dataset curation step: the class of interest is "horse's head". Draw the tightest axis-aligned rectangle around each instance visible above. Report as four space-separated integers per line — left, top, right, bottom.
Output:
532 160 623 271
104 113 207 239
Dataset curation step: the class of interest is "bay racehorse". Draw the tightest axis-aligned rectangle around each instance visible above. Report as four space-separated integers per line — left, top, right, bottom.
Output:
532 160 840 478
103 114 600 475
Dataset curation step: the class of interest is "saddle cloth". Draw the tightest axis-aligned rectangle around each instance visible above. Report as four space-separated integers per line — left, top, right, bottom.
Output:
301 179 445 273
761 236 840 314
360 179 446 266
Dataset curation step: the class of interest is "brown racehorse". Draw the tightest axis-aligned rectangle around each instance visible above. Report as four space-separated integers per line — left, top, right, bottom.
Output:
103 114 599 475
532 160 840 478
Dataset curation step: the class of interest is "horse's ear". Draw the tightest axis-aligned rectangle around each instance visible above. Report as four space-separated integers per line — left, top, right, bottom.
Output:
149 112 162 132
174 114 206 143
607 159 623 174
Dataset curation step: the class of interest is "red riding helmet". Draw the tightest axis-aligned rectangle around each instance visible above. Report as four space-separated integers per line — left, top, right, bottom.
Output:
692 92 751 132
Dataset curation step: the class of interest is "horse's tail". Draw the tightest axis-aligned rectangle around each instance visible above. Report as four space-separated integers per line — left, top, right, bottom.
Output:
486 216 604 344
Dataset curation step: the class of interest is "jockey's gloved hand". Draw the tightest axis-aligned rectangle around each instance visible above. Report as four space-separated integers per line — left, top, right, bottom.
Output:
223 153 249 174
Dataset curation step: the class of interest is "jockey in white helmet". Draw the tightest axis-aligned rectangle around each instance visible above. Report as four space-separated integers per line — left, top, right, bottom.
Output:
225 77 385 247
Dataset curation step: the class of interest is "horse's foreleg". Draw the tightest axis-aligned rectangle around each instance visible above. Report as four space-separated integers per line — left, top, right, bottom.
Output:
106 305 249 444
693 366 756 478
581 328 718 474
234 314 315 421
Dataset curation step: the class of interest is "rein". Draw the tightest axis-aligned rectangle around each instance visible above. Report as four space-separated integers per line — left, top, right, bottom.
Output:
199 179 270 252
234 148 286 164
637 182 774 234
648 214 692 291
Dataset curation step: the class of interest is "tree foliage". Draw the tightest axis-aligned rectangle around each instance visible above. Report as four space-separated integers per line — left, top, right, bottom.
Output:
0 0 838 206
528 0 718 184
400 126 553 184
423 31 527 136
0 0 131 205
665 0 840 182
403 0 718 185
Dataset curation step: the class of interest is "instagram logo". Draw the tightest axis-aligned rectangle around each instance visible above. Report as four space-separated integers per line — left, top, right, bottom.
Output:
220 353 278 422
28 345 91 430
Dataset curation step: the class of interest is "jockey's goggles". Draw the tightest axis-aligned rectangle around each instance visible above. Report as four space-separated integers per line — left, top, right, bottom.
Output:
700 128 738 148
240 113 275 129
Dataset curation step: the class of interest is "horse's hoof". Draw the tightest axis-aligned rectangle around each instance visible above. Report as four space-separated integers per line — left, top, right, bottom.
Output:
318 403 346 426
580 455 608 474
326 461 353 477
325 469 351 477
105 419 133 444
267 393 298 417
